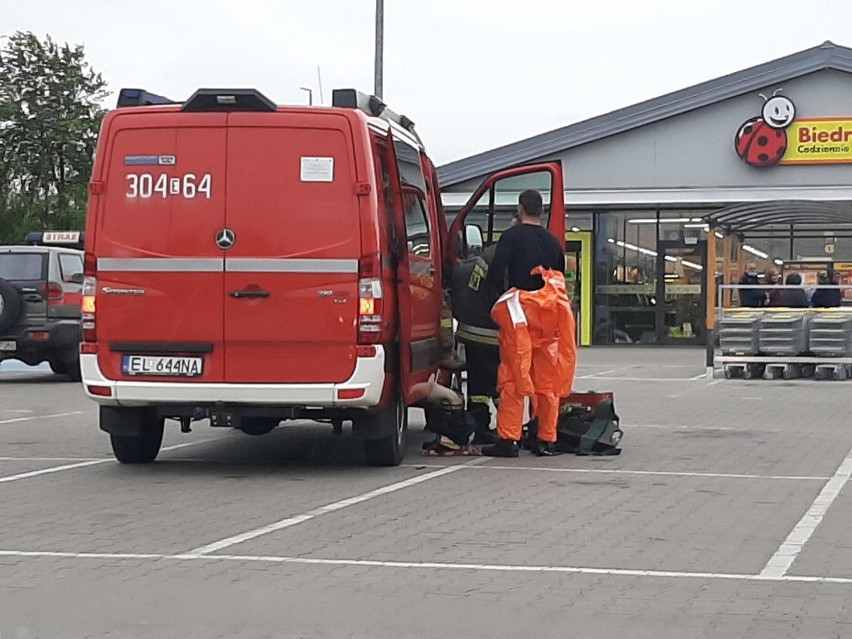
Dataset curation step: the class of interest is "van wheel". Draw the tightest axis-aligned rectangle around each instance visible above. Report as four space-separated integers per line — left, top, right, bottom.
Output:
110 419 165 464
362 393 407 467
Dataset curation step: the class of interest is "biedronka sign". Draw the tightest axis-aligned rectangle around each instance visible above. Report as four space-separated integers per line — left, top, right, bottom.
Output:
734 90 852 167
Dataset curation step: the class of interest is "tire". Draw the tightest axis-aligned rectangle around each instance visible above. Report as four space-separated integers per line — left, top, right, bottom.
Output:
65 352 82 382
362 392 407 467
49 351 81 381
48 358 67 375
110 418 165 464
0 278 22 333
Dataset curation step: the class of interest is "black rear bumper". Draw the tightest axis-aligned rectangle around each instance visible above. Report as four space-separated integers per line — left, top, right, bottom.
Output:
0 320 81 364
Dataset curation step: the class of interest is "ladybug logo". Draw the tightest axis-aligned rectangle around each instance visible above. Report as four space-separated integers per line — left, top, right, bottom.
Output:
734 90 796 167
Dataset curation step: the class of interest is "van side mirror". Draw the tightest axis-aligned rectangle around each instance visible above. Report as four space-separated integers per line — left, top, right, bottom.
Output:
463 224 484 257
69 272 85 285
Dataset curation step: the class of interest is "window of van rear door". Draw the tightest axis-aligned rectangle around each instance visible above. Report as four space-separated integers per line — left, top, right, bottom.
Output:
223 115 361 384
95 113 227 382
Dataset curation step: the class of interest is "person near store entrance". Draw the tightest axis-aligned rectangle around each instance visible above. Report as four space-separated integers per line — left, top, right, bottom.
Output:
764 268 782 306
450 217 518 445
738 263 765 307
482 189 571 458
810 270 842 307
771 272 809 308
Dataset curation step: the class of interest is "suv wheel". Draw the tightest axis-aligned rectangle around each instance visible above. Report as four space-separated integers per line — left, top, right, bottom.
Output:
65 351 82 382
110 418 165 464
48 358 67 375
0 278 22 333
362 392 407 467
49 351 81 381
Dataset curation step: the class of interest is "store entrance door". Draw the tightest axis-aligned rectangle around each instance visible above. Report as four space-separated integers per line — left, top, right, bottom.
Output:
566 231 592 346
655 240 707 344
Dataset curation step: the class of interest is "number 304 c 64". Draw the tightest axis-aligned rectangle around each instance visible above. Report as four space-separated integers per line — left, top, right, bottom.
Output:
126 173 212 199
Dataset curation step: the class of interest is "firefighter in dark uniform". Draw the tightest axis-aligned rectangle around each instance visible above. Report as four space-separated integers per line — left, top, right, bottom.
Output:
450 215 517 445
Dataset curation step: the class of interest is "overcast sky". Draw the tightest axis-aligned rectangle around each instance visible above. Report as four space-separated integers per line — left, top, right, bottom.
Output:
5 0 852 166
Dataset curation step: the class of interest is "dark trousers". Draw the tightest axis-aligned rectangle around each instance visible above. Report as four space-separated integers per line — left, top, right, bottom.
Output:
462 339 500 432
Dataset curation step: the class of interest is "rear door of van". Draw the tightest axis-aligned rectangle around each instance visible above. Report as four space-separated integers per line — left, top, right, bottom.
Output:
223 113 361 383
92 112 227 382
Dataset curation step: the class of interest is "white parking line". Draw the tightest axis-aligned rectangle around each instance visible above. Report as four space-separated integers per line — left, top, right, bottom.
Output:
1 549 851 584
185 457 490 556
582 368 622 377
453 465 828 481
0 411 83 425
0 439 217 484
628 423 736 431
0 459 109 483
0 456 102 462
574 376 699 382
760 445 852 579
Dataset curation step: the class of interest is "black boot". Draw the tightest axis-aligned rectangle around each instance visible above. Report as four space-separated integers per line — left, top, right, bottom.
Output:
472 429 497 445
482 438 519 458
533 440 562 457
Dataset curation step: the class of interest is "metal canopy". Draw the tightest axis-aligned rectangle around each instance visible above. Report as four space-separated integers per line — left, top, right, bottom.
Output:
702 200 852 235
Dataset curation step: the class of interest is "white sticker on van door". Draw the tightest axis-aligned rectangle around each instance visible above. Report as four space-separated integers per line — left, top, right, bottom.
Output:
300 157 334 182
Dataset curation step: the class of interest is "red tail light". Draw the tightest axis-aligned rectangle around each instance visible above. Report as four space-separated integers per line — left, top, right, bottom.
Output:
38 281 64 305
87 385 112 397
84 252 97 277
358 253 389 345
81 252 97 342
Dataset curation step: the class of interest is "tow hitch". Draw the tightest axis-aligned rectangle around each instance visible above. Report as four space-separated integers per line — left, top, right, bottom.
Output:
210 411 239 428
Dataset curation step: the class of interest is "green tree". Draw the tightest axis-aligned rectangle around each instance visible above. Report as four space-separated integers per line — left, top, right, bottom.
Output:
0 31 108 243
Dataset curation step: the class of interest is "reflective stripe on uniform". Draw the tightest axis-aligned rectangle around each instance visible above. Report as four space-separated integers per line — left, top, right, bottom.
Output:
441 318 455 328
456 328 499 346
469 395 491 405
458 322 498 338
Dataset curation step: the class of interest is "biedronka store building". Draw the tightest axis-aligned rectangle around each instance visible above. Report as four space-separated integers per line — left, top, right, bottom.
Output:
437 41 852 347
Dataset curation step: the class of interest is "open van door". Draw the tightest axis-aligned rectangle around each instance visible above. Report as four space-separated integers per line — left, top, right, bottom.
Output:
447 162 565 269
384 132 443 406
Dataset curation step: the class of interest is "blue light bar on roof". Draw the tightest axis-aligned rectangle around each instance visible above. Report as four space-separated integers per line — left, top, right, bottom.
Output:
117 88 176 108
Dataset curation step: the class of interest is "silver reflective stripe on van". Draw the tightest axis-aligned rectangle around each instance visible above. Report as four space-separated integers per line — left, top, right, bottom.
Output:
225 258 358 273
96 257 358 273
98 258 223 272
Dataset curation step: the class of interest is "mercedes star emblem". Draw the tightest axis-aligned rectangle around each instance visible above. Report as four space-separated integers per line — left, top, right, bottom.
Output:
215 228 236 250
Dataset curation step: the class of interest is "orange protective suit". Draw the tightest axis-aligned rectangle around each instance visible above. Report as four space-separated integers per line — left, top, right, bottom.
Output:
491 268 577 443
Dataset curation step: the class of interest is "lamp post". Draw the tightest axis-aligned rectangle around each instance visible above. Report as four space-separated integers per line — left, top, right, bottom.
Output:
299 87 313 106
374 0 383 98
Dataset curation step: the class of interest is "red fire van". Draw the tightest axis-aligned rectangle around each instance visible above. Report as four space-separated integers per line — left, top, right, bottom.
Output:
81 87 564 466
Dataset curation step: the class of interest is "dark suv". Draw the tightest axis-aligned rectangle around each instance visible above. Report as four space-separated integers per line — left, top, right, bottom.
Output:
0 232 84 380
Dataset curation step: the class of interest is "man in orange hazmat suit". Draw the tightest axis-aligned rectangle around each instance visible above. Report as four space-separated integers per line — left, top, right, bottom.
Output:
483 268 577 457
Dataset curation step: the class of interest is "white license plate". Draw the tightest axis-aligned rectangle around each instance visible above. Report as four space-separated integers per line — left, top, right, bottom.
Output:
122 355 203 377
0 340 15 352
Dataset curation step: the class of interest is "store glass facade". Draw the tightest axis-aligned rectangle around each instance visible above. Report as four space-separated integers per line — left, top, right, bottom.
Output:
439 45 852 346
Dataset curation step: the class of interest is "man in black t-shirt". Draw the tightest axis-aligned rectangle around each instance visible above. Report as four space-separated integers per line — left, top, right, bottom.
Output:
483 189 567 458
486 190 565 293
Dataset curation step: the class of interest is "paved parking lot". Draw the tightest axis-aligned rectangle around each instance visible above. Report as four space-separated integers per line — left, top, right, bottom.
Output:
1 348 852 638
